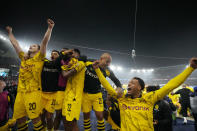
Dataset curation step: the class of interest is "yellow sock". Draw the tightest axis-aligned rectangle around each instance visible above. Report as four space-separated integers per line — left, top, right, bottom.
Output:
97 119 105 131
33 120 45 131
84 119 91 131
17 122 28 131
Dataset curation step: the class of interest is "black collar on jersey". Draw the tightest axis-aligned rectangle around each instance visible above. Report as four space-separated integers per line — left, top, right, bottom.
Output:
125 93 142 99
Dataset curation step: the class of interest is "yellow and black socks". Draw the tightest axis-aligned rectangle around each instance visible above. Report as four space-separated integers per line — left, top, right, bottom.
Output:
97 119 105 131
33 120 45 131
17 122 28 131
84 119 91 131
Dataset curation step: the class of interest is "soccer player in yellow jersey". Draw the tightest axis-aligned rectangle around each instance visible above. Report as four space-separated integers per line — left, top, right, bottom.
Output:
82 53 122 131
61 49 86 131
41 50 60 131
93 58 197 131
6 19 55 131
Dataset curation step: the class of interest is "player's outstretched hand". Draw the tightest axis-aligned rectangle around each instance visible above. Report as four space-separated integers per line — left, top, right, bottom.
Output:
190 57 197 69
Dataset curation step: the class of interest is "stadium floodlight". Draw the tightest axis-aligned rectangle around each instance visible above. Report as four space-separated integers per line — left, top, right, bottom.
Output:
110 65 116 71
23 45 29 51
147 69 151 72
150 69 154 72
130 68 154 73
117 66 122 71
130 69 135 72
18 40 31 52
0 35 7 41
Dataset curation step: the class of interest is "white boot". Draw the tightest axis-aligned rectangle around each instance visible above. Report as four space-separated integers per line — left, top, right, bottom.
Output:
183 117 187 124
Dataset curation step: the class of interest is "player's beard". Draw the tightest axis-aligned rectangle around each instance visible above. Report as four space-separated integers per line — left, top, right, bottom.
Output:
27 50 31 58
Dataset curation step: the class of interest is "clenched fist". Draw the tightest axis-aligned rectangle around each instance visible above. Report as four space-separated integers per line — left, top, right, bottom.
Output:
190 57 197 69
47 19 55 29
92 60 100 69
6 26 12 34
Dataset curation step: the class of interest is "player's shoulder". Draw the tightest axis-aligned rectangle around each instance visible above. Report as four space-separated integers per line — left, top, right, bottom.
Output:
85 61 93 66
105 67 112 76
44 58 50 62
142 91 154 100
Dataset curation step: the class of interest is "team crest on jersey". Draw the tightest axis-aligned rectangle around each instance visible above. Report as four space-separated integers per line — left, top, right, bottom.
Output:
105 70 110 76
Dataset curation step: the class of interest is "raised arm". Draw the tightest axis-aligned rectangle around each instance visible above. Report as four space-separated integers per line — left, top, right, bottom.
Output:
93 60 120 98
6 26 23 56
95 68 118 98
108 69 122 88
153 58 197 103
40 19 55 55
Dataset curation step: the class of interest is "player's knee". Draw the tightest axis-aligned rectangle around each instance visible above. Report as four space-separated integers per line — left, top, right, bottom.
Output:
17 117 26 124
17 117 28 131
32 117 41 124
97 116 104 121
63 118 76 126
96 113 104 121
64 120 72 127
63 117 69 125
83 112 90 120
46 112 53 120
103 110 109 120
55 110 62 118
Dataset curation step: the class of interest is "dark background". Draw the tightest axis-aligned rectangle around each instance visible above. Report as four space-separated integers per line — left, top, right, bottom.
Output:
1 0 197 68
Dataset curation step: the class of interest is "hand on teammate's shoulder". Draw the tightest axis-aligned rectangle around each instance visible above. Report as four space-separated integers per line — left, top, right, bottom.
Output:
92 60 100 69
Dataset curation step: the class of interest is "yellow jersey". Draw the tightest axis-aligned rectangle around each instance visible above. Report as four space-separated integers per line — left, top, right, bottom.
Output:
63 60 86 121
186 86 194 92
17 51 45 92
169 93 180 106
95 66 194 131
64 60 85 101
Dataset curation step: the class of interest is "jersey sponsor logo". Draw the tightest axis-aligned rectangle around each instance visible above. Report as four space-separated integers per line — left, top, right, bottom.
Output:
122 104 149 111
122 104 127 110
21 64 35 70
86 69 98 79
139 99 146 103
43 67 58 72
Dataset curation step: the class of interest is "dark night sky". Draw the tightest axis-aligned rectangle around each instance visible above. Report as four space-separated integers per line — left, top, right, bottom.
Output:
1 0 197 68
